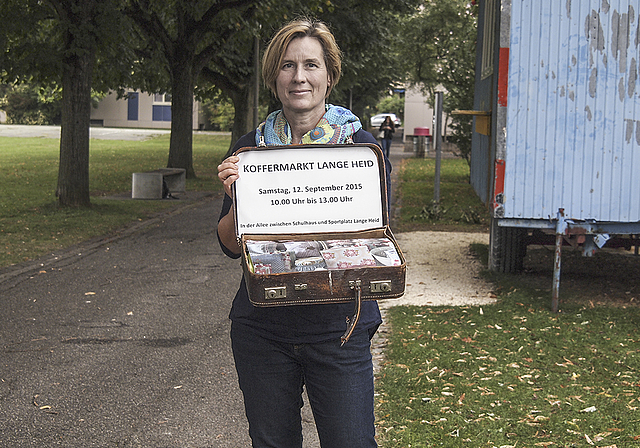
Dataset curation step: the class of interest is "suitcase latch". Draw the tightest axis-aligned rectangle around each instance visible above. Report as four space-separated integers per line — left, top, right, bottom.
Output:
265 286 286 300
370 280 392 293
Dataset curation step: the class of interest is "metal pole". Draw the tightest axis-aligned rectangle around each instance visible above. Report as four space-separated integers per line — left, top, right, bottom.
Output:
434 91 443 203
552 208 566 313
253 35 260 129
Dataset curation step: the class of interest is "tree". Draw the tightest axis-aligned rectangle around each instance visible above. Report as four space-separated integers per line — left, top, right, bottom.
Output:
375 95 405 122
399 0 477 161
123 0 262 178
199 20 262 149
318 0 416 122
1 0 136 207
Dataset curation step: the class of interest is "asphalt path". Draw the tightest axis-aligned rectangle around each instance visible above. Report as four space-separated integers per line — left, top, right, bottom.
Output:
0 124 231 141
0 124 172 140
0 197 263 447
0 125 411 447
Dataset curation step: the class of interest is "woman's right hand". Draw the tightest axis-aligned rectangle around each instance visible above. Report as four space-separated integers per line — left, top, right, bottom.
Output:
217 155 241 254
217 155 240 198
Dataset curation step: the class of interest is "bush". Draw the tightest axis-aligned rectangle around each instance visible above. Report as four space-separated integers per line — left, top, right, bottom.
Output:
0 83 62 125
376 94 405 121
201 94 235 131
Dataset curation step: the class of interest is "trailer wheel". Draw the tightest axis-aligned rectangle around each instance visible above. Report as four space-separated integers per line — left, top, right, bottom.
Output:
489 218 527 273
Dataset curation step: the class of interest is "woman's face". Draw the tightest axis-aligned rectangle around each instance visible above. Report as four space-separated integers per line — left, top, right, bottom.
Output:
276 36 330 120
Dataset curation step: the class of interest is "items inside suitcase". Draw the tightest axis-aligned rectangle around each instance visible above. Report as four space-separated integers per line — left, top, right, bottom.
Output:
246 237 402 274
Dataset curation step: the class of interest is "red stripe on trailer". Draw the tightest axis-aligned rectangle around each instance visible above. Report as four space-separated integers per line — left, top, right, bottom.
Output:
498 48 509 107
492 159 505 211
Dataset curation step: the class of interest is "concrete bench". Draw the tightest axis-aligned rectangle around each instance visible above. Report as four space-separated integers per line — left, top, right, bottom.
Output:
132 168 186 199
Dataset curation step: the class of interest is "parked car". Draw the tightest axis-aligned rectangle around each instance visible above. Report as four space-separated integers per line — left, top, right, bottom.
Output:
370 113 401 128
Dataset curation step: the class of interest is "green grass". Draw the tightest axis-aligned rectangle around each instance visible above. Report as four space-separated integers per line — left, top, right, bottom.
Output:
395 157 490 233
376 250 640 448
0 133 231 268
377 303 640 447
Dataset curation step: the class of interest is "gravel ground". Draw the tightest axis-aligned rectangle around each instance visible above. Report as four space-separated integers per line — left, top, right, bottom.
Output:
372 230 497 372
381 231 496 309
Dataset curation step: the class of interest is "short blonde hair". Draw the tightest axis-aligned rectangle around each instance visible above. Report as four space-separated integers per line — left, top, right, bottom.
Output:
262 19 342 100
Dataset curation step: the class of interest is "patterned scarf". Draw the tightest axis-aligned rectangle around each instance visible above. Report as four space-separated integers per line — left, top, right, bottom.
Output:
255 104 362 146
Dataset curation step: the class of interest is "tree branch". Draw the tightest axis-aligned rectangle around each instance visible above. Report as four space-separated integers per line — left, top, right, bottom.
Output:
124 0 175 59
200 65 243 94
193 1 258 72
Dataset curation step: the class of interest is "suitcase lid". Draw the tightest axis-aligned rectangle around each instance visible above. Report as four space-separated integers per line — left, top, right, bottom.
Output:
233 143 387 236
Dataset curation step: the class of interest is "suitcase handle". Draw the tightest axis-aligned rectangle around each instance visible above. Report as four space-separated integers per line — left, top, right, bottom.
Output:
341 281 363 346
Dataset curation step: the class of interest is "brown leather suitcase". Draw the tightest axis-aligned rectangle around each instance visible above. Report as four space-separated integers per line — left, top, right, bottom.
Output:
232 143 405 340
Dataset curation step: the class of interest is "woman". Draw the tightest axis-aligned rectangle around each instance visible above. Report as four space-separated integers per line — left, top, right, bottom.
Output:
378 115 395 158
217 19 389 448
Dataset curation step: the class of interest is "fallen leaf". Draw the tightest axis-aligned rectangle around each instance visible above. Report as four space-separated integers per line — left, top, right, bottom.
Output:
594 431 612 440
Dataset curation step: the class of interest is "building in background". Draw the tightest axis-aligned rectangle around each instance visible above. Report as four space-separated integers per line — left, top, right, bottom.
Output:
91 90 205 130
403 85 451 150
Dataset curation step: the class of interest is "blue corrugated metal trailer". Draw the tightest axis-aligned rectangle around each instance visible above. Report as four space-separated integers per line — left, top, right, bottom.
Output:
471 0 640 310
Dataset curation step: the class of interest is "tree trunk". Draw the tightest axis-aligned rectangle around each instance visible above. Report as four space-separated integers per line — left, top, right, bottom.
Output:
167 59 196 178
56 47 94 207
229 85 252 151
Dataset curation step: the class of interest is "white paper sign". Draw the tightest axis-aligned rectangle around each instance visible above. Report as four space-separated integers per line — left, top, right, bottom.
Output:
234 145 384 234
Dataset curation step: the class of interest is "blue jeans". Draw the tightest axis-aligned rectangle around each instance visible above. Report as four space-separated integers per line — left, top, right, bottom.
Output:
380 138 391 158
231 322 377 448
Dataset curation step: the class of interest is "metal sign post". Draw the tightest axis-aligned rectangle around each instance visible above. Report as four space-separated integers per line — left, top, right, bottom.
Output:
433 91 443 203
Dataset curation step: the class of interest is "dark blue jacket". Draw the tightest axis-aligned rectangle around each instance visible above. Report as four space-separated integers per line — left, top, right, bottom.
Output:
217 129 390 343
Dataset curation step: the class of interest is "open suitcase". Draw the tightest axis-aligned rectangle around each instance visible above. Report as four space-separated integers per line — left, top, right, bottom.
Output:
232 143 406 343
